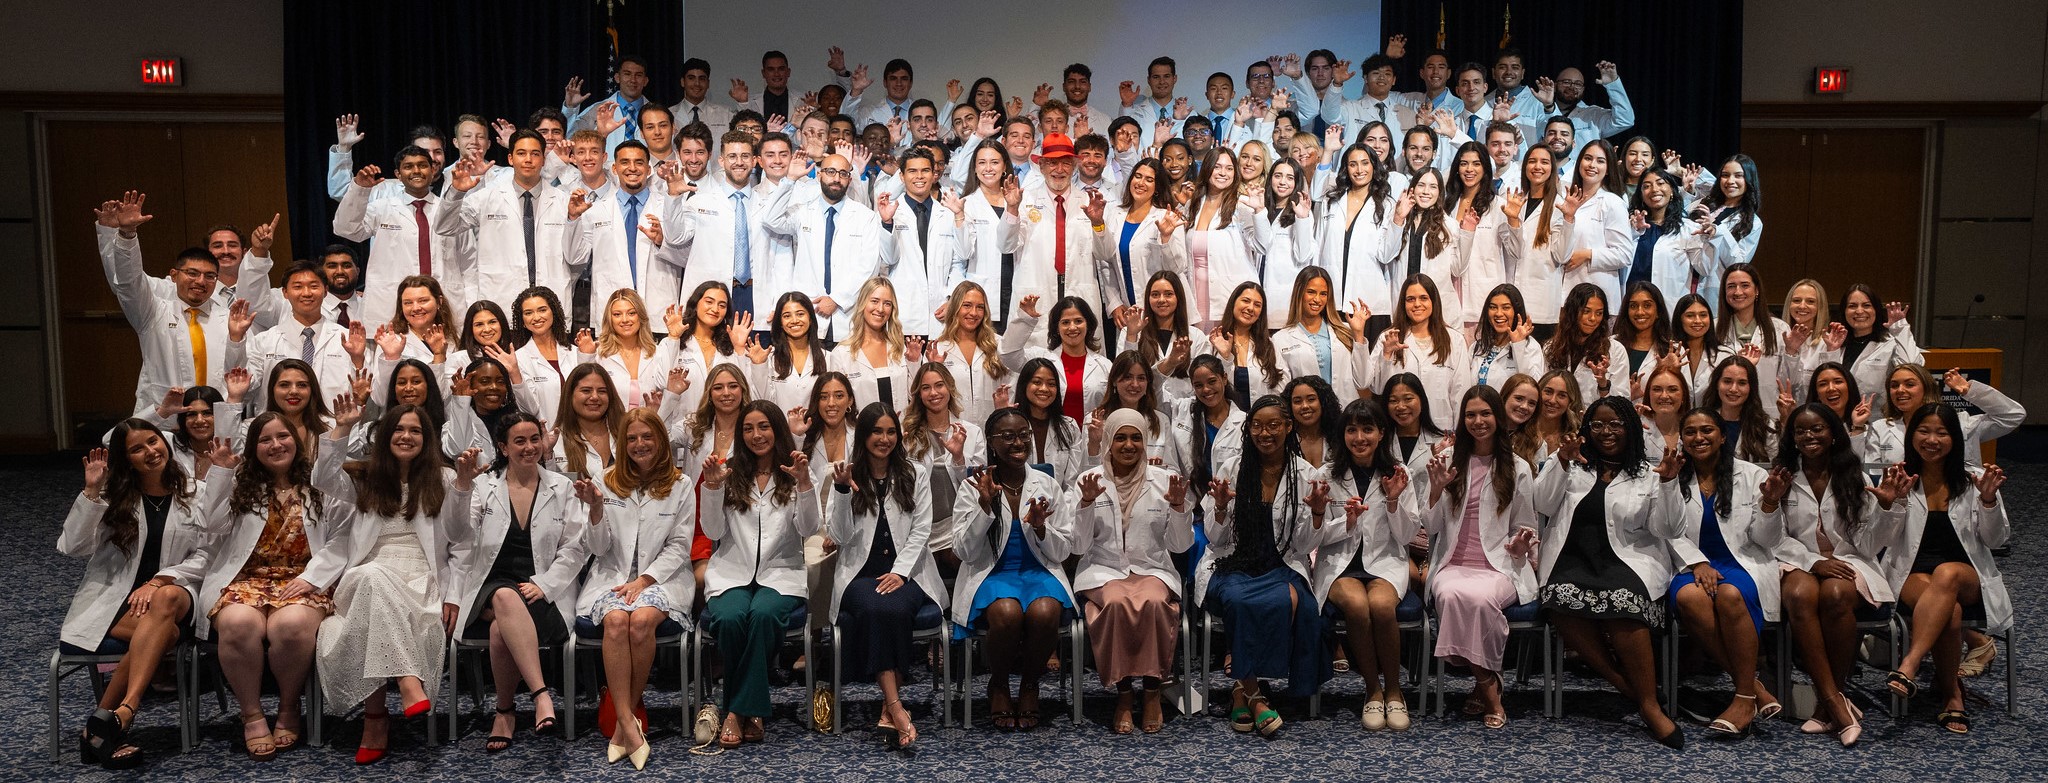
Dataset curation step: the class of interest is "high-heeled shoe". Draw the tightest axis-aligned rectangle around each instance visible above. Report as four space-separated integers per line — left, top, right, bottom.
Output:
1706 694 1757 739
354 712 390 765
1832 694 1863 747
1650 722 1686 750
401 697 433 719
627 719 650 770
1801 695 1863 734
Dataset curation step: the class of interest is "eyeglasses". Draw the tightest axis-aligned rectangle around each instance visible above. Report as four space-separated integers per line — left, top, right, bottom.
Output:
1248 421 1288 434
816 167 852 178
1586 421 1627 433
990 429 1032 442
174 268 220 282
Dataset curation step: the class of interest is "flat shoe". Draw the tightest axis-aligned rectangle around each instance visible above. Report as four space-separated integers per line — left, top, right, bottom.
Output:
1360 700 1386 731
1384 701 1411 731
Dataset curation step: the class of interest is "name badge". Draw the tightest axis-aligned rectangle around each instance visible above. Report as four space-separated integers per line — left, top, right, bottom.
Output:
377 222 404 232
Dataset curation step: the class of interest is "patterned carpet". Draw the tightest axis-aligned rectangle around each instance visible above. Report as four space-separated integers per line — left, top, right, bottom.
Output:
10 457 2039 782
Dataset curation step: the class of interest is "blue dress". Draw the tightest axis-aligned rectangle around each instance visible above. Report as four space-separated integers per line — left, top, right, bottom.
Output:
1667 491 1763 632
963 514 1073 638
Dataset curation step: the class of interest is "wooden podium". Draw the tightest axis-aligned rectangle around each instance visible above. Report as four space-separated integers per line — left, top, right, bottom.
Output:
1923 347 2004 464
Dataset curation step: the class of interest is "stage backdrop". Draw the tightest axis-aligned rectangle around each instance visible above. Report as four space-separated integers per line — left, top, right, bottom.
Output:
282 0 686 261
1381 0 1743 168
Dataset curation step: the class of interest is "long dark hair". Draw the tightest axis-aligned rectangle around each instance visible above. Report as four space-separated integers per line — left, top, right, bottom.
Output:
1010 357 1076 449
1838 283 1893 344
1264 158 1310 228
510 285 570 348
555 362 624 478
1448 386 1516 513
1332 398 1398 492
1472 283 1529 354
1284 375 1341 452
1044 296 1100 353
1390 274 1454 366
173 386 224 454
1405 168 1452 257
266 359 331 439
1186 354 1231 490
1121 158 1172 211
1444 141 1496 215
462 353 523 446
1805 361 1863 420
1219 394 1301 571
960 138 1013 197
770 291 830 380
1134 271 1192 379
724 401 797 513
487 411 546 473
1773 402 1867 531
1326 143 1391 224
850 402 917 516
355 404 450 519
1616 281 1674 357
1629 169 1685 233
1573 139 1627 197
1706 153 1761 241
385 358 448 427
1185 146 1242 229
100 418 193 554
459 299 509 355
1716 263 1778 355
680 280 736 355
1098 351 1162 434
1903 402 1970 500
1708 355 1775 464
1520 145 1562 248
1675 407 1735 518
1381 372 1443 436
1222 281 1282 388
1545 283 1612 370
1579 396 1648 479
1673 293 1722 354
228 412 319 518
802 372 857 455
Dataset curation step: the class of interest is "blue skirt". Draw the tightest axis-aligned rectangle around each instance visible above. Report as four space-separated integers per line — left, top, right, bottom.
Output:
1205 567 1329 696
962 517 1074 639
1668 561 1764 633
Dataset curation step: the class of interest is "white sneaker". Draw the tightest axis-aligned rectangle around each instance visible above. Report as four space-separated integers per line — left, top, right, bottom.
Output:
1360 700 1386 730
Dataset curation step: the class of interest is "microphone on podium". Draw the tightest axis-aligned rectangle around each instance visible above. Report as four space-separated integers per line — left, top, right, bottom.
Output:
1958 293 1985 346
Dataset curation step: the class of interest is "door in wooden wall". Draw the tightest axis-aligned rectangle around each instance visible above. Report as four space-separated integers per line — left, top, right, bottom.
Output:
1740 126 1924 317
46 120 289 446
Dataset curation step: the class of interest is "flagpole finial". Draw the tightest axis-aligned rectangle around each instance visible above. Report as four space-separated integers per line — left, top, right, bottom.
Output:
1500 3 1512 49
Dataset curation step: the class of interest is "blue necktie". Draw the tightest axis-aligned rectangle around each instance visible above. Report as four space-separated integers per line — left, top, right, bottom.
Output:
1628 224 1661 288
620 100 640 140
731 191 751 282
1468 114 1480 142
823 204 838 299
623 193 643 288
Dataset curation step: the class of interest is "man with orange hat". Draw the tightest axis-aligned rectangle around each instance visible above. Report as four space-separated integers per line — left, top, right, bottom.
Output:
1002 131 1108 326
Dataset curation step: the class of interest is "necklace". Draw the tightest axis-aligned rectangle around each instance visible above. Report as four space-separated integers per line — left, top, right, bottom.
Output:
142 493 171 513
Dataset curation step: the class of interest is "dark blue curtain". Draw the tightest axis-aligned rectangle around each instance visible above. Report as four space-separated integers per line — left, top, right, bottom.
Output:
1379 0 1741 167
282 0 685 261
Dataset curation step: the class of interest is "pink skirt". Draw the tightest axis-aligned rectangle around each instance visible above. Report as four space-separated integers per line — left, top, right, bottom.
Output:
1431 565 1517 672
1080 575 1180 685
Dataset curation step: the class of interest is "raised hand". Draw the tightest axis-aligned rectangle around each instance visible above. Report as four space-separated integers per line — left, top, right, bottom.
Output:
1560 184 1587 222
349 368 373 406
454 447 485 484
223 366 252 403
1532 76 1556 107
826 46 847 74
250 212 281 256
1943 367 1970 395
422 323 449 359
1023 495 1052 531
483 344 523 385
1556 431 1585 465
1017 294 1042 320
1207 476 1235 508
227 298 254 342
593 102 624 137
575 327 597 354
729 78 750 104
1083 189 1106 226
1001 176 1023 210
1500 187 1528 227
1596 61 1620 84
1775 377 1797 422
1380 465 1410 502
564 77 589 108
781 450 813 490
1343 496 1369 530
1459 205 1480 232
849 64 873 96
1118 80 1140 108
876 191 897 224
567 188 594 221
1032 82 1052 107
666 366 692 395
1381 328 1406 363
1171 97 1191 121
1851 393 1874 431
492 118 516 149
1868 463 1916 506
335 113 365 149
573 477 602 508
1491 93 1518 123
972 466 998 509
95 190 155 233
1077 472 1105 505
1628 208 1649 233
1156 206 1184 237
1976 463 2006 505
1884 300 1909 326
1510 315 1535 343
1385 33 1408 59
1305 479 1332 515
1584 347 1611 379
449 369 473 398
1330 59 1355 86
1392 189 1416 225
641 388 664 410
1652 444 1684 482
943 422 968 458
82 447 108 493
976 110 1000 139
1823 321 1847 351
946 79 963 103
700 454 730 489
639 214 664 246
449 157 484 192
352 164 384 189
1505 526 1540 560
905 335 926 364
331 391 363 431
729 312 755 351
1759 466 1793 508
1425 450 1457 499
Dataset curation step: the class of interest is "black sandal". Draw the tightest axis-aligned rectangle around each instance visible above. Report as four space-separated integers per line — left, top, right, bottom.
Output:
485 705 516 754
1886 670 1920 699
529 688 558 735
1937 710 1971 734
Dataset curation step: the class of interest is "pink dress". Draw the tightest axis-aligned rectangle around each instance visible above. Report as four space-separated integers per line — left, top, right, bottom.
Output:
1430 461 1519 671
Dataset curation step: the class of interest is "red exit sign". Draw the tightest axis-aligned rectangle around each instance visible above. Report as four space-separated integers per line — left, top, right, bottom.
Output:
140 57 182 87
1813 67 1849 94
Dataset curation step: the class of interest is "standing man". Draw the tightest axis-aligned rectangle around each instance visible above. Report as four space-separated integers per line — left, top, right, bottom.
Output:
438 129 576 313
326 117 446 200
669 131 763 321
1119 56 1187 149
94 191 276 417
1323 54 1408 142
564 56 654 155
849 55 923 130
318 244 364 328
564 140 683 334
733 50 798 123
1487 49 1547 151
1546 61 1634 161
672 58 734 146
1008 133 1101 323
1301 49 1342 136
878 146 960 337
334 145 468 325
759 152 888 342
233 260 360 409
1057 64 1114 138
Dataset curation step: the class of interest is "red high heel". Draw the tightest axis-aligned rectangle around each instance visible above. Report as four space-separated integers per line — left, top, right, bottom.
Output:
354 712 389 765
401 698 432 719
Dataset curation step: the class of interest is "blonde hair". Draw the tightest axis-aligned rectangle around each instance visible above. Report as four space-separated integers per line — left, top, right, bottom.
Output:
1290 131 1322 156
941 281 1005 379
900 362 961 462
597 288 657 357
844 276 905 361
604 407 681 499
688 363 753 448
1781 278 1829 350
1238 140 1272 182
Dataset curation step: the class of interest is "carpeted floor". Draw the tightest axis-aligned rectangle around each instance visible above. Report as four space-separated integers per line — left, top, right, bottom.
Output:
9 458 2039 781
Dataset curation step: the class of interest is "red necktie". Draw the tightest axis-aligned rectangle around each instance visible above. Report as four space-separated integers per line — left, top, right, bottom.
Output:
413 199 432 275
1053 194 1067 276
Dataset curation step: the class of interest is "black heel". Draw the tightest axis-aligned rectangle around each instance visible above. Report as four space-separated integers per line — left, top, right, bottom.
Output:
529 688 558 735
485 705 516 754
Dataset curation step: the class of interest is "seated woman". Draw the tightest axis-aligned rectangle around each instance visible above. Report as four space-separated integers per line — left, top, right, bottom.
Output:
952 406 1076 731
448 413 587 752
1870 364 2024 470
1002 294 1110 442
902 362 984 577
697 401 819 749
195 413 352 760
1283 375 1342 468
129 378 244 475
1313 399 1417 731
309 396 483 765
1071 409 1194 734
551 363 625 479
1533 396 1686 748
61 420 211 769
1008 357 1087 483
262 359 333 459
1884 402 2009 736
1666 408 1784 738
572 407 697 768
363 350 480 459
1766 403 1903 747
589 288 673 410
1199 394 1331 738
828 401 948 749
1420 387 1539 728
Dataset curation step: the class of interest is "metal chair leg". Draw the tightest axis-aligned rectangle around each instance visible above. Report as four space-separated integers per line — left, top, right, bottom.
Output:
48 652 64 764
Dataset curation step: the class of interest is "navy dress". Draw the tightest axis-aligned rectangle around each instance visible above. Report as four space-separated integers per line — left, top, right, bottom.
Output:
1666 492 1763 632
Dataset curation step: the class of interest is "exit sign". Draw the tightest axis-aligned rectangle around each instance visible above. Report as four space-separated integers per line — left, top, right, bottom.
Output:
1812 67 1849 94
140 57 182 87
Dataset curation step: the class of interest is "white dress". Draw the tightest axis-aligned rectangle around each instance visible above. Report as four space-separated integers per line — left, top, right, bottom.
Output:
316 514 444 711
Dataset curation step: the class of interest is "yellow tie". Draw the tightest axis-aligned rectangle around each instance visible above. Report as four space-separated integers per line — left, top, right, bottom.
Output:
185 307 207 385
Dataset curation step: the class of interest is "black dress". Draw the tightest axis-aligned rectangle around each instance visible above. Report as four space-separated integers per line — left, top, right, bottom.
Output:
1910 509 1971 574
1539 476 1665 627
465 491 569 645
838 480 933 681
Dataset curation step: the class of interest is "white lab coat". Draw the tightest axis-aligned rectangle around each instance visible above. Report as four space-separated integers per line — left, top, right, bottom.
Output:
661 332 740 419
1170 397 1245 486
826 468 949 619
1250 210 1319 327
1880 474 2012 631
1422 455 1540 605
699 481 822 599
189 466 351 640
1011 183 1108 325
576 478 698 619
564 186 685 330
510 340 588 427
758 182 891 341
1361 328 1472 433
1720 316 1796 421
594 341 675 412
1630 216 1716 318
1317 194 1402 320
56 489 213 650
302 436 472 598
1312 463 1418 605
747 348 827 416
1814 321 1922 408
97 225 270 417
447 469 590 632
240 319 358 415
1562 190 1633 315
1531 459 1684 599
667 177 758 311
882 195 968 337
1068 465 1195 596
1772 473 1899 602
1179 205 1263 329
1093 205 1189 318
950 467 1074 622
1194 455 1323 605
1864 382 2024 470
999 309 1112 418
1470 337 1547 390
333 184 471 326
436 177 577 312
1452 206 1510 327
1501 202 1577 325
1390 215 1472 325
828 340 915 413
936 341 1012 430
1667 461 1786 621
1273 323 1360 401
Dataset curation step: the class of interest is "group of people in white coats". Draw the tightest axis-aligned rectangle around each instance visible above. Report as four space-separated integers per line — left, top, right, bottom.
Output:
58 32 2024 772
